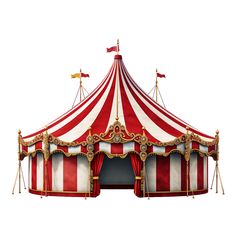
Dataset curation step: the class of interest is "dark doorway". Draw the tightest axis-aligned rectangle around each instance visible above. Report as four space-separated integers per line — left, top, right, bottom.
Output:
100 155 135 189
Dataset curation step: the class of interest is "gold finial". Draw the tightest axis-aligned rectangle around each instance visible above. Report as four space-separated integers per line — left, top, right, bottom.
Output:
18 130 21 135
216 129 219 135
80 68 82 73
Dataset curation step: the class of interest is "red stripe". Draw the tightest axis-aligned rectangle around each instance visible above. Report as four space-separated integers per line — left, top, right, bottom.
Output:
35 141 42 149
22 145 28 153
121 67 182 139
181 158 187 191
23 63 115 139
121 61 214 140
94 143 99 152
63 156 77 191
206 157 208 189
31 156 37 189
81 144 87 153
197 154 204 190
165 145 177 153
156 156 170 191
135 142 140 153
208 145 216 153
111 143 123 154
90 65 117 133
192 141 199 150
57 146 68 153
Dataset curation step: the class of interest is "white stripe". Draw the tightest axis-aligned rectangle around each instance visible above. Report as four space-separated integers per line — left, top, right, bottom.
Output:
120 69 176 142
28 144 35 153
107 61 126 129
29 156 32 189
170 153 181 191
123 142 135 153
146 155 156 192
77 155 89 192
58 68 115 142
177 143 185 153
190 153 198 190
99 142 111 153
24 65 115 142
68 146 81 154
52 153 64 191
199 144 208 153
36 153 44 190
50 143 57 152
20 144 22 153
204 156 208 189
153 146 165 154
121 62 213 142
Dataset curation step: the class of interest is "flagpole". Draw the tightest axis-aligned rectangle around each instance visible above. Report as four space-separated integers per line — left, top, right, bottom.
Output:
79 69 82 102
155 69 158 103
117 39 119 55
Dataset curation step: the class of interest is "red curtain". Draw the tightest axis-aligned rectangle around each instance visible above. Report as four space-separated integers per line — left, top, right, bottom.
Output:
130 153 143 197
91 153 104 197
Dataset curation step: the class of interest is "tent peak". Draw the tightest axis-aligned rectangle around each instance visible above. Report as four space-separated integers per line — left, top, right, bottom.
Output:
114 55 122 60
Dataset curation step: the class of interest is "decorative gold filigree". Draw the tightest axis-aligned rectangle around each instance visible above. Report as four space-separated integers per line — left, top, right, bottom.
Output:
91 120 144 144
184 127 191 161
19 133 43 147
49 135 87 147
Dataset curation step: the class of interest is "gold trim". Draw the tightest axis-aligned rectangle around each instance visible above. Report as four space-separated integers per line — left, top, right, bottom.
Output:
146 188 207 194
93 176 99 180
92 120 144 144
184 127 191 161
19 133 43 146
135 176 142 180
49 135 87 147
29 188 90 194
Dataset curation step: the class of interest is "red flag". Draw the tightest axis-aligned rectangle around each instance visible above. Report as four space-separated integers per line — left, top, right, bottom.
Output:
81 73 90 78
106 46 119 53
156 72 166 78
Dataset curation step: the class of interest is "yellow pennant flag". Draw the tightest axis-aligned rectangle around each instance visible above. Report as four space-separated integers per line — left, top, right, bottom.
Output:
71 73 81 79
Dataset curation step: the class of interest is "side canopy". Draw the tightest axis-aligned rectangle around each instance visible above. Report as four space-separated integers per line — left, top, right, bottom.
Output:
18 54 219 162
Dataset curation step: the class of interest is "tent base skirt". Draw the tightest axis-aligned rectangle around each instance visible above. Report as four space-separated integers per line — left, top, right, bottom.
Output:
29 189 97 197
146 189 208 197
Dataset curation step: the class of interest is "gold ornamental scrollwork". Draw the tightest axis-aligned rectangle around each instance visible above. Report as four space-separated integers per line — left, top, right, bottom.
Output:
91 120 143 144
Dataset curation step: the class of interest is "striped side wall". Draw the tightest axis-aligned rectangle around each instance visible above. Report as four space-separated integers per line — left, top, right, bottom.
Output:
29 153 89 193
146 153 208 193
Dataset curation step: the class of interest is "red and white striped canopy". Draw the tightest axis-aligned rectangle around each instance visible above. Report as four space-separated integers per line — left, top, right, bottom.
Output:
23 54 214 144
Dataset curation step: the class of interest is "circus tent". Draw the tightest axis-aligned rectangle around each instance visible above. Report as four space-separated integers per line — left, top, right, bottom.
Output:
15 52 221 198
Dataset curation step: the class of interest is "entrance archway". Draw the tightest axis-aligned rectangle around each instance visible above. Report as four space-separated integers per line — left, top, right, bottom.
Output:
100 155 135 189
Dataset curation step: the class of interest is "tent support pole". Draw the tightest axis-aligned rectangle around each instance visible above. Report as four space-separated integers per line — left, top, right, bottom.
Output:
143 161 146 198
43 128 49 197
210 130 225 194
155 69 159 102
186 160 189 197
184 127 191 197
12 130 26 195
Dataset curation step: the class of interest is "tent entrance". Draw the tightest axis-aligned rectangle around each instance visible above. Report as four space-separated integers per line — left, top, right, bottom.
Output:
100 155 135 189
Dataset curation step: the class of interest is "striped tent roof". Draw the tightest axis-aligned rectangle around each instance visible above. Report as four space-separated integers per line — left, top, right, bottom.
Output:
22 54 214 144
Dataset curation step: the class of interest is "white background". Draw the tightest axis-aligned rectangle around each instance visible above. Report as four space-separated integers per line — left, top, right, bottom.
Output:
0 0 235 235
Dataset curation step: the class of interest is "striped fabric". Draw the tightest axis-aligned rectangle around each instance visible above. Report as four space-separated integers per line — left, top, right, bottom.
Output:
22 142 215 156
145 153 208 193
22 55 214 145
29 153 89 193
